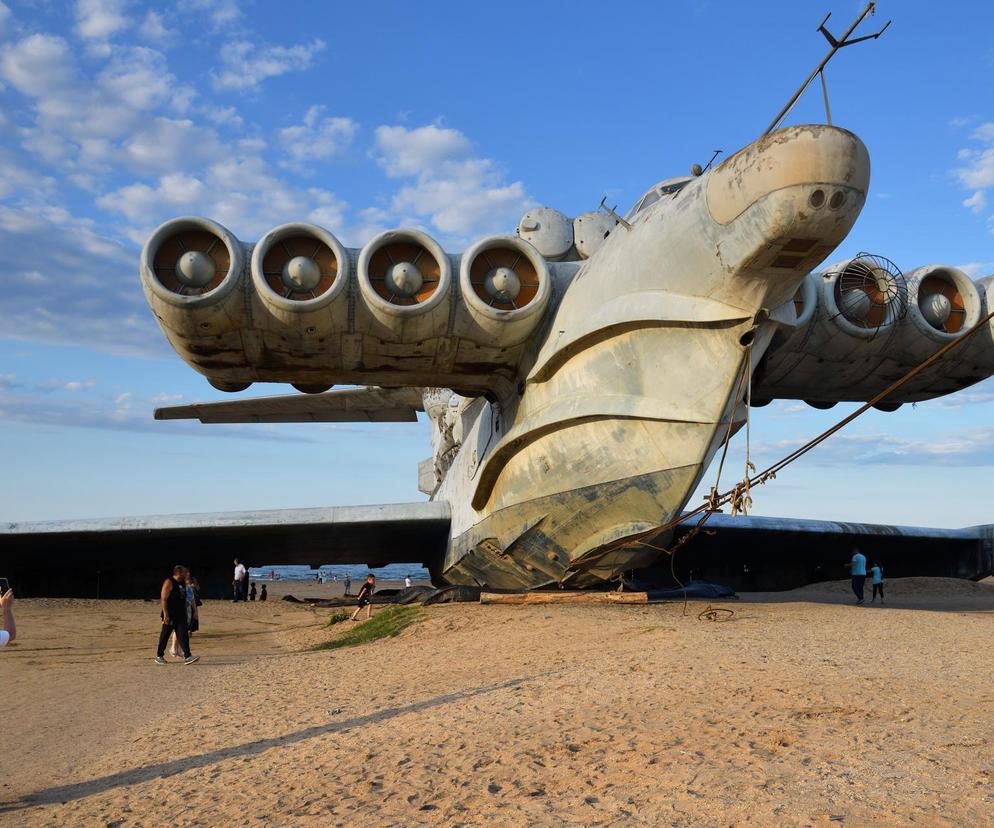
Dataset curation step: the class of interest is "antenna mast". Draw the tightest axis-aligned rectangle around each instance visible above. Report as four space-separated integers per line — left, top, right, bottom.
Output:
763 2 890 136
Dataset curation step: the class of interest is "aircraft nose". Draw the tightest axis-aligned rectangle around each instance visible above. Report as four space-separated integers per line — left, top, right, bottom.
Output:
706 124 870 230
704 125 870 281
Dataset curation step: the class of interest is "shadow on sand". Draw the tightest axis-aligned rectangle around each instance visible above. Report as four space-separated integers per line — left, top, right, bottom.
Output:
1 675 531 813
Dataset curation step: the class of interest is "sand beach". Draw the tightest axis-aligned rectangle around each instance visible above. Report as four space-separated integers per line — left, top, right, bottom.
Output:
2 577 994 826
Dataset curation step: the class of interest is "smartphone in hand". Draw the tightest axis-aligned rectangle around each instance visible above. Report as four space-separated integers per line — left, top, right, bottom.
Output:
0 578 10 595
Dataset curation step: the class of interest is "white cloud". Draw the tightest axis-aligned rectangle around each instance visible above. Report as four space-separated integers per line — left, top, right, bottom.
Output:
98 156 350 242
138 10 173 44
955 123 994 201
971 122 994 143
212 39 325 92
0 34 77 100
751 426 994 467
374 124 533 241
955 261 994 279
180 0 242 29
0 203 159 356
97 47 193 113
38 378 97 392
375 125 472 178
0 2 10 30
74 0 131 43
279 106 357 162
1 35 200 171
962 190 986 214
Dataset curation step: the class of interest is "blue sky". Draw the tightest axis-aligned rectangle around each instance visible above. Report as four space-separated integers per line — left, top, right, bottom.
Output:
1 0 993 527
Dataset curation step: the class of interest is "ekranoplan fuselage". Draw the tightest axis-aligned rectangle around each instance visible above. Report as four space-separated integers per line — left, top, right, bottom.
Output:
141 124 994 589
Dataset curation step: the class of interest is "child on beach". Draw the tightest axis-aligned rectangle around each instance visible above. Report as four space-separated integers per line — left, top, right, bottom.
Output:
870 561 884 603
259 584 267 602
350 575 376 621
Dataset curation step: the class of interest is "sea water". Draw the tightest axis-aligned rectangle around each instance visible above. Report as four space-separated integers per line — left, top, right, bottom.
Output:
249 563 430 582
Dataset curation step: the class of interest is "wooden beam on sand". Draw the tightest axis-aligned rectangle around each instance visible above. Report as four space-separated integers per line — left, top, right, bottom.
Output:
480 591 648 605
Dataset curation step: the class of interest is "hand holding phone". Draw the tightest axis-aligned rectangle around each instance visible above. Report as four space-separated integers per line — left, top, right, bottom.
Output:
0 578 10 596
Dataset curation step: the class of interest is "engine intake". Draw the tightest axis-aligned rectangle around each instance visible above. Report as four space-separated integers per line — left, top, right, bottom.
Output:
458 236 551 347
905 265 980 338
251 222 348 309
822 253 907 338
357 229 451 341
141 217 243 306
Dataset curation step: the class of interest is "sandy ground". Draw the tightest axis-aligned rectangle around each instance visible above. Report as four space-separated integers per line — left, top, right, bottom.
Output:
2 577 994 826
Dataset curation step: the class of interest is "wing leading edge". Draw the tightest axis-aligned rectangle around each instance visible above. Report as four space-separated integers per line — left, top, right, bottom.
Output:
1 501 451 598
155 386 424 424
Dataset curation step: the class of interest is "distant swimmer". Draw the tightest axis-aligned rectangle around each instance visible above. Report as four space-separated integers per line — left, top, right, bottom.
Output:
870 561 885 604
156 565 200 665
350 574 376 621
259 584 268 602
249 582 257 601
0 587 16 648
846 548 867 605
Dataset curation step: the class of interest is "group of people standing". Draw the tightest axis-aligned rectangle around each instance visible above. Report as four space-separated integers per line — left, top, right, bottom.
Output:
847 548 885 605
155 565 201 665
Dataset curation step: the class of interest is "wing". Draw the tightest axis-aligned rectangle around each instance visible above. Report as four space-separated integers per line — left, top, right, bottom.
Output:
155 386 425 423
1 501 451 598
663 512 992 590
753 265 994 409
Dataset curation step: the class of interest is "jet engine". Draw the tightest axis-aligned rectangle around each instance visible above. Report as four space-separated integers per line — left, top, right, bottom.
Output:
139 217 249 391
821 253 908 338
251 222 349 327
357 229 452 342
756 255 994 406
457 235 551 347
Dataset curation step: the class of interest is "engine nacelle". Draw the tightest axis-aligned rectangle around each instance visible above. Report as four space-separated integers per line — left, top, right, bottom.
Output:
757 257 994 406
456 235 551 348
140 217 249 389
820 254 907 338
356 228 452 342
250 222 350 336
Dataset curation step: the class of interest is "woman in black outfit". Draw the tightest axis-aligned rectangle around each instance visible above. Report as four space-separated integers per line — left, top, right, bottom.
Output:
350 575 376 621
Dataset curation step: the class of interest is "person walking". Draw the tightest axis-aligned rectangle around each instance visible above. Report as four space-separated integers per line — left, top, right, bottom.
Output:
343 574 352 596
0 587 16 648
233 558 247 602
156 566 199 665
350 575 376 622
870 561 885 604
169 570 199 658
846 548 867 605
404 575 412 589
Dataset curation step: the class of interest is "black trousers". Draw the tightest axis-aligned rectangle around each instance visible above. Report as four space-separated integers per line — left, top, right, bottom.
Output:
872 583 884 600
233 580 242 601
851 575 866 601
157 618 191 658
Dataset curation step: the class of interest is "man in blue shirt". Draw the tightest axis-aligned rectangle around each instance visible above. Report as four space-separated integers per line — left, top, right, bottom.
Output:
846 548 867 604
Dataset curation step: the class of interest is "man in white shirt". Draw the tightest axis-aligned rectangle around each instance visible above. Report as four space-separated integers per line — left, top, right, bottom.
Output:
0 588 16 647
233 558 247 602
404 576 412 589
846 548 867 605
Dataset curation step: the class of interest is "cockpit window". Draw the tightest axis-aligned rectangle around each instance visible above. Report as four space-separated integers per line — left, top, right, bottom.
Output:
625 177 692 221
636 190 661 213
